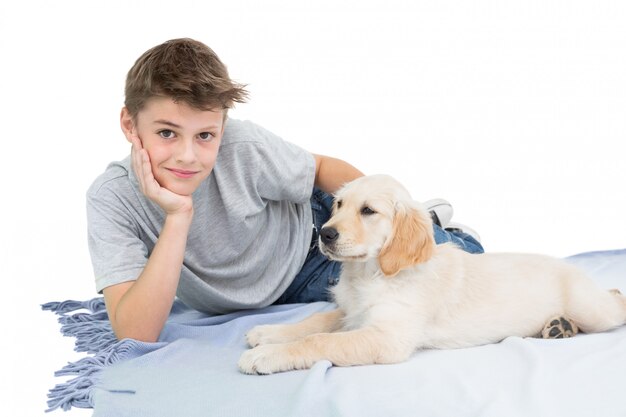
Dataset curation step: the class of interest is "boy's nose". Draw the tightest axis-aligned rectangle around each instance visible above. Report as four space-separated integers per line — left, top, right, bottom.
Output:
175 140 197 163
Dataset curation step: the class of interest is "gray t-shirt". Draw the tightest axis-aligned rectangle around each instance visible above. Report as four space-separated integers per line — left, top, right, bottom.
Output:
87 119 316 314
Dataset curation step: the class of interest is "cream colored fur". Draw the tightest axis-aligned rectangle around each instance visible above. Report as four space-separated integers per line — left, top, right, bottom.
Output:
238 175 626 374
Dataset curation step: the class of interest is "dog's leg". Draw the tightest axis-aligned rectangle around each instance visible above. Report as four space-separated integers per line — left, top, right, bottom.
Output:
566 285 626 334
541 289 625 338
246 309 344 347
239 327 413 374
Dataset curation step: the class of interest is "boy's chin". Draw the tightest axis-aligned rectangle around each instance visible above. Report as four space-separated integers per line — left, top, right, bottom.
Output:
158 173 209 197
161 181 201 197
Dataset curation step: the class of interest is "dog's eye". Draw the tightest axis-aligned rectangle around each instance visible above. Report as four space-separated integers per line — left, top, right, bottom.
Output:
336 200 343 209
361 206 376 215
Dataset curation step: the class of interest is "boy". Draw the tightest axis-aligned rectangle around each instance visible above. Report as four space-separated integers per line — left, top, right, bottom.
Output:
87 38 483 343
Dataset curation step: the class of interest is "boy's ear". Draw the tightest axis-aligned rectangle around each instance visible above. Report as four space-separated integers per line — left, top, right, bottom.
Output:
120 107 135 143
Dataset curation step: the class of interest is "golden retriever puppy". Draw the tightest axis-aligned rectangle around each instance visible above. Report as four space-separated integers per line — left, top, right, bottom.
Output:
238 175 626 374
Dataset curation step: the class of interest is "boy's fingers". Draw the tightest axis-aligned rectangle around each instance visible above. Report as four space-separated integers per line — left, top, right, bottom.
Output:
130 134 143 162
130 132 143 148
141 150 152 179
129 136 162 200
140 150 159 195
130 134 141 160
131 142 144 188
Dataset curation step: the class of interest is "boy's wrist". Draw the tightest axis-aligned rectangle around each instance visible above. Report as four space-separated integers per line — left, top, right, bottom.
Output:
165 208 194 225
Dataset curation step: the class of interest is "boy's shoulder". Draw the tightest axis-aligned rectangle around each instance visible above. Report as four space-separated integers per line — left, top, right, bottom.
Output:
87 157 133 198
222 119 278 147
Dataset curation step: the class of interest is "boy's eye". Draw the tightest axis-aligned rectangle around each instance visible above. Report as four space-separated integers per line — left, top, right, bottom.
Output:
158 129 175 139
199 132 214 141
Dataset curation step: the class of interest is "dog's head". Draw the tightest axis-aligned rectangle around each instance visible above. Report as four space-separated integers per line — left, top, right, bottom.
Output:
319 175 435 277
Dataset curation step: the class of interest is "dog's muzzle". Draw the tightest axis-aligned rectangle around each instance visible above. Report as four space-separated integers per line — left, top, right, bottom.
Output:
319 227 340 257
319 227 339 246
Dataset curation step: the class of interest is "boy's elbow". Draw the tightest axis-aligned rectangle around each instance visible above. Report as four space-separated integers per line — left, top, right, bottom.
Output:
113 330 159 344
111 320 160 343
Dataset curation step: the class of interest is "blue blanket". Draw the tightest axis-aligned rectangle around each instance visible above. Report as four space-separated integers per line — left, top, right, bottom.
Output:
44 249 626 416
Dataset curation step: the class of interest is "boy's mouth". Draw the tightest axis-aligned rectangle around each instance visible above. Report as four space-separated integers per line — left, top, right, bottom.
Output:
166 168 199 179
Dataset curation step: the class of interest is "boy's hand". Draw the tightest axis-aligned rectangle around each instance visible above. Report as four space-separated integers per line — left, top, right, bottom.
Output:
130 134 193 216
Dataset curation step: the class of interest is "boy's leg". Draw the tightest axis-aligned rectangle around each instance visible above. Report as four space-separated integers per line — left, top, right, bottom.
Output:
433 224 484 254
274 188 341 305
273 251 340 304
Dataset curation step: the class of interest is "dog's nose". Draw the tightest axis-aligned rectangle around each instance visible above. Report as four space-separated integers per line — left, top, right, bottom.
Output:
320 227 339 245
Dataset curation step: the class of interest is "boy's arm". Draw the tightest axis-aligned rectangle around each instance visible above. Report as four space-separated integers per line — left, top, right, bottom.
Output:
103 211 192 342
312 154 364 195
102 136 193 343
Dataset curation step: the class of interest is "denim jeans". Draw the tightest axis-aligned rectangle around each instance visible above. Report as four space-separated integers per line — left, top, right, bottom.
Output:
274 188 484 304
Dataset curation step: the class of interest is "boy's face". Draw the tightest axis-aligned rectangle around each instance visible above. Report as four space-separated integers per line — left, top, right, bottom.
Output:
121 97 225 196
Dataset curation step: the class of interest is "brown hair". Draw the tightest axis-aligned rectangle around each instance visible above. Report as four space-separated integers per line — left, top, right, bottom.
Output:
124 38 248 119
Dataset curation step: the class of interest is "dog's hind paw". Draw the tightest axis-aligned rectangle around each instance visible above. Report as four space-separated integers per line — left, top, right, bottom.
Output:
541 316 578 339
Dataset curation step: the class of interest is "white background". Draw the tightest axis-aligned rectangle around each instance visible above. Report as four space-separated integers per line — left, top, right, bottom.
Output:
1 1 624 416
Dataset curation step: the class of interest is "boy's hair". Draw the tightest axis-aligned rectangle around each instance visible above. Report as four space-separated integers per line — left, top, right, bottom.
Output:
124 38 248 119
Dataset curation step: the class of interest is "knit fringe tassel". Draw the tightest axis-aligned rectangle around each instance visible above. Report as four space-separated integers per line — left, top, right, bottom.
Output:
45 339 140 411
42 297 130 412
42 297 106 315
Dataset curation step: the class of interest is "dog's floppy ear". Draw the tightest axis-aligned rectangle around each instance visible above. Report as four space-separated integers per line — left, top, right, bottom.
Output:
378 201 435 277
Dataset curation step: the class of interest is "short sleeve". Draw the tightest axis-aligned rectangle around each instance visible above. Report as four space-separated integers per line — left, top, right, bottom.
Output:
86 183 149 293
219 121 316 203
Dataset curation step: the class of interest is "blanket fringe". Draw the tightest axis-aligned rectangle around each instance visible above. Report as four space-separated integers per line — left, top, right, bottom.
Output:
42 297 106 315
43 297 124 412
43 298 118 354
59 311 117 354
45 339 139 412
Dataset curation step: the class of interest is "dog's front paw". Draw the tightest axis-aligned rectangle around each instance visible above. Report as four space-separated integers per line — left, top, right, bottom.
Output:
542 316 578 339
238 344 307 375
246 324 290 347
